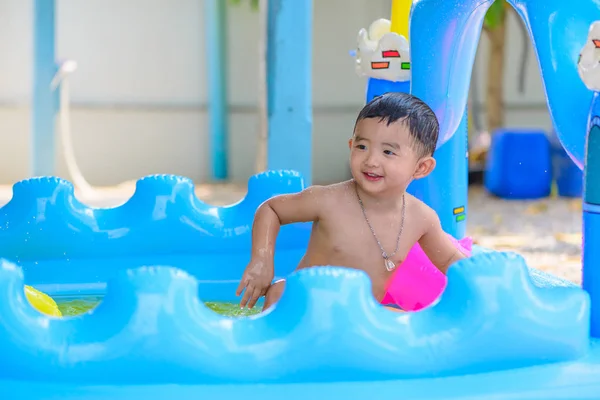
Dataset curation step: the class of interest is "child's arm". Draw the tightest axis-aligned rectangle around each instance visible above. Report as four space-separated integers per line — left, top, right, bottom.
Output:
251 185 328 255
417 206 467 275
237 186 328 308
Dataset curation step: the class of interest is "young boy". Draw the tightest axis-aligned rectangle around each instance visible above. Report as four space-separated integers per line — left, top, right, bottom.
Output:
236 92 467 311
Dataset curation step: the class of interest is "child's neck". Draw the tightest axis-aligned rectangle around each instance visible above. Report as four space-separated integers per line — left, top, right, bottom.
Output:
353 181 405 212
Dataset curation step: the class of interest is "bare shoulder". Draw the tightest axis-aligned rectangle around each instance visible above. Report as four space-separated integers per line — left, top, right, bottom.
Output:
404 193 441 235
299 181 349 204
308 180 356 210
403 192 430 214
266 180 351 224
328 180 357 197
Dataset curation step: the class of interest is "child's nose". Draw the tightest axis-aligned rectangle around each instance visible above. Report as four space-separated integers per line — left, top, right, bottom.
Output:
365 153 380 167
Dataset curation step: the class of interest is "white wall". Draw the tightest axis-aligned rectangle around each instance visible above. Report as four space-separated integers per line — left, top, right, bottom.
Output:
0 0 552 186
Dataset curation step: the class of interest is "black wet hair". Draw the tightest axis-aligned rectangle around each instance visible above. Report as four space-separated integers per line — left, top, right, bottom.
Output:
353 92 440 157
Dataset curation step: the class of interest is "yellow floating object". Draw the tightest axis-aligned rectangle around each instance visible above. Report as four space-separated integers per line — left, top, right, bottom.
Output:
25 285 62 317
390 0 412 39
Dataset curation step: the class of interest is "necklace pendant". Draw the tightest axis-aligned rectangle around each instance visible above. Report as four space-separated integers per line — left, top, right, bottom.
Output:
384 258 397 272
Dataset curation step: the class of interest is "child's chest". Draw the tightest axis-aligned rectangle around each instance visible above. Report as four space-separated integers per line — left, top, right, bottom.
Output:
322 209 420 269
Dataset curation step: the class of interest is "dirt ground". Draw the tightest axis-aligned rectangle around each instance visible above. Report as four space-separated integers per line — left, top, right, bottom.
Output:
0 181 583 285
466 186 582 284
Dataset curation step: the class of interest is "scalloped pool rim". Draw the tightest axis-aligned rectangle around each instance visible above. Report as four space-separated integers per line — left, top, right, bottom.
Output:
0 250 590 385
0 171 311 260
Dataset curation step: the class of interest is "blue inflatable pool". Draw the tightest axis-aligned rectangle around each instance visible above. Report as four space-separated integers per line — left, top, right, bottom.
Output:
0 171 598 399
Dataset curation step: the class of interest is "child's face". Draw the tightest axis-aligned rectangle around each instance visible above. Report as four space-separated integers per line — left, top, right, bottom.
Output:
349 118 434 194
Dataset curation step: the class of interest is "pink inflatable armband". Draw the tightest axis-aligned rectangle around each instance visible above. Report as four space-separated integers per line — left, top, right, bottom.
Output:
381 235 472 311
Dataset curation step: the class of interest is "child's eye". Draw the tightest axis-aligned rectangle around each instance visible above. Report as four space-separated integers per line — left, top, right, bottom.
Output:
384 150 396 156
355 144 366 150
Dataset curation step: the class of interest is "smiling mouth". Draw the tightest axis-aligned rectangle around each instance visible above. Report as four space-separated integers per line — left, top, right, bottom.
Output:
363 172 383 181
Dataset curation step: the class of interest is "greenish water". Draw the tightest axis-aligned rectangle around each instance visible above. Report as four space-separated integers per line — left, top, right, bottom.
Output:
55 297 262 318
56 297 103 316
204 302 262 317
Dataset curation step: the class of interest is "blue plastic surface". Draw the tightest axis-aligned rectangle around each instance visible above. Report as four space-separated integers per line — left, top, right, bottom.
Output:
583 92 600 337
484 129 552 199
0 171 311 298
0 249 590 384
32 0 58 176
0 171 598 399
583 210 600 337
585 93 600 206
204 0 229 180
266 0 313 185
552 133 583 198
410 0 598 168
365 77 410 103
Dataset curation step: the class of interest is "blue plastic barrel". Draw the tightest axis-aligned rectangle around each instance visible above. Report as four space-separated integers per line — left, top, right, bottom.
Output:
484 128 552 199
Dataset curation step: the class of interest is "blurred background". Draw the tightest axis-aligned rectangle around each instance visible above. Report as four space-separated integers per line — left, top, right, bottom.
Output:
0 0 550 185
0 0 582 282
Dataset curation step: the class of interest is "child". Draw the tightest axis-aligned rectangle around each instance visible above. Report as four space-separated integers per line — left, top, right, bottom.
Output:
236 92 467 311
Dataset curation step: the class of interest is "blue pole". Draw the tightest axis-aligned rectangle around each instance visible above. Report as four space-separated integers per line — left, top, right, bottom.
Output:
583 92 600 337
366 78 410 104
267 0 313 186
365 77 468 239
32 0 58 177
204 0 229 181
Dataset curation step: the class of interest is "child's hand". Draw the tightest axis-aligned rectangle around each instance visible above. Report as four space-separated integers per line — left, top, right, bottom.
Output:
236 257 274 309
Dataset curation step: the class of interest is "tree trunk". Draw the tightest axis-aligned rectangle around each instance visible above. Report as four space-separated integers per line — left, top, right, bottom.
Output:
255 0 268 173
485 10 506 134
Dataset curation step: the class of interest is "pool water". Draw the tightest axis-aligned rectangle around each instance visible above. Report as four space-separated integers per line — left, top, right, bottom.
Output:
54 297 263 318
55 297 103 316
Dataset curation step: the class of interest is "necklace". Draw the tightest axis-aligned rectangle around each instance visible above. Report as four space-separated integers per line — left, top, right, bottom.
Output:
354 181 406 272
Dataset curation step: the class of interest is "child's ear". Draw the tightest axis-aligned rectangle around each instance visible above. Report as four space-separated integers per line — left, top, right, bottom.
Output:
413 156 436 179
348 138 353 149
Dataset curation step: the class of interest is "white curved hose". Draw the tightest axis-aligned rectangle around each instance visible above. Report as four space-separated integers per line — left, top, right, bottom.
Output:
51 61 97 199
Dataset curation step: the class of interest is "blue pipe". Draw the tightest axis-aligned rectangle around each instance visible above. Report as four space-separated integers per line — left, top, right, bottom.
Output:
204 0 229 181
583 92 600 337
32 0 58 177
267 0 313 186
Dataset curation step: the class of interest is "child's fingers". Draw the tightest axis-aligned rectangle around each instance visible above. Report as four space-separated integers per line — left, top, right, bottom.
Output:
239 284 254 308
235 278 248 296
246 288 262 309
